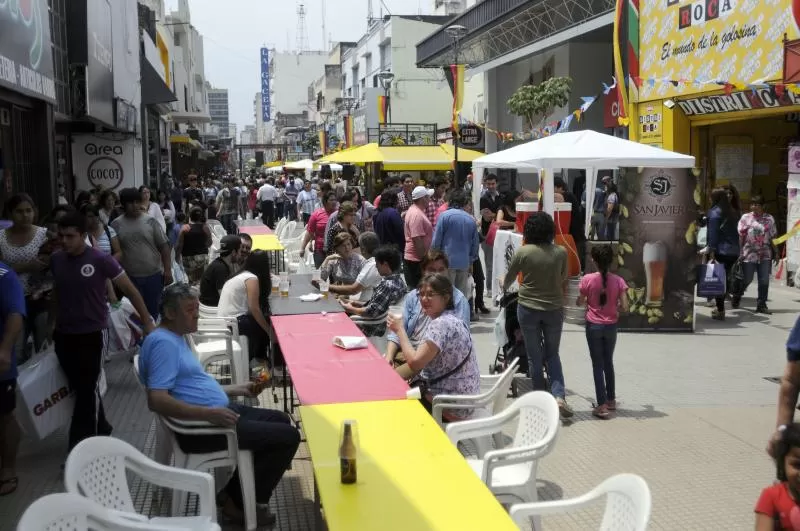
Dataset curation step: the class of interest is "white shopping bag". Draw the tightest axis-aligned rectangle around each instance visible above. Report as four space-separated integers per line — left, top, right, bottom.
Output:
15 348 74 440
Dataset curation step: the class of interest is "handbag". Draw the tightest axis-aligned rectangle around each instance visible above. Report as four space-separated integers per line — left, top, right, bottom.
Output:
485 221 500 246
696 261 727 297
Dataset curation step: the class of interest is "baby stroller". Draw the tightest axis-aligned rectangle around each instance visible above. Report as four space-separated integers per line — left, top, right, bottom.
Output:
490 291 549 397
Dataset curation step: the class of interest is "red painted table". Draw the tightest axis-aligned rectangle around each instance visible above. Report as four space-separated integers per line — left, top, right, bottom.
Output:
271 312 409 406
238 225 274 235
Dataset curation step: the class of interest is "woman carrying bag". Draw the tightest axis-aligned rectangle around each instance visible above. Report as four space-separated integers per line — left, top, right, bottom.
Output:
704 188 740 321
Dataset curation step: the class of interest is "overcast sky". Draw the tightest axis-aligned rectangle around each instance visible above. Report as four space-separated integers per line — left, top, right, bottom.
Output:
165 0 432 132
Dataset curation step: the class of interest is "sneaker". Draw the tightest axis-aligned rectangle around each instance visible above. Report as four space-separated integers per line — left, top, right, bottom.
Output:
477 305 491 315
470 312 479 322
711 309 725 321
731 296 741 309
756 304 772 315
592 404 610 419
556 398 574 418
606 399 617 411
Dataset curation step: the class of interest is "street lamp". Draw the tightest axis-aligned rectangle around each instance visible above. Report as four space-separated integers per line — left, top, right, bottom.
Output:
445 24 468 184
378 71 395 124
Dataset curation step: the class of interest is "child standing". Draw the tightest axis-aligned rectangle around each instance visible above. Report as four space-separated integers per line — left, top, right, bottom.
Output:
756 423 800 530
577 245 629 419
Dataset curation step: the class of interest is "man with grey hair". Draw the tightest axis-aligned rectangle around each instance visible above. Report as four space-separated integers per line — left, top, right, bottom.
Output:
328 231 383 302
138 284 300 526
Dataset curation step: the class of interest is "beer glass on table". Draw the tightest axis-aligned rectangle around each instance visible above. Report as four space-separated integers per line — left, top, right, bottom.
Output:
643 241 667 307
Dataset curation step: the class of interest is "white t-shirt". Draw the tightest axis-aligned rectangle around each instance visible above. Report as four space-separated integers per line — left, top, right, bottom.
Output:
218 272 257 317
350 257 381 302
257 183 277 202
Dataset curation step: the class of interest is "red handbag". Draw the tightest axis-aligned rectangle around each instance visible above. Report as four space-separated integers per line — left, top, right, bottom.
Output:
485 221 500 246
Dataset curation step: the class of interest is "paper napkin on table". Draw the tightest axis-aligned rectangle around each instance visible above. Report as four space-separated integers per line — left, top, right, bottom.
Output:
299 293 323 302
332 336 368 350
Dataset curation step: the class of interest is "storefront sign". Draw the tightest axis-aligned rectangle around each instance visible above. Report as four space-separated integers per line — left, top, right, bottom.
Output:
640 0 800 101
260 48 271 122
617 167 698 332
436 126 485 150
0 0 56 103
353 110 367 146
676 87 800 116
638 102 663 144
72 135 137 191
603 85 620 128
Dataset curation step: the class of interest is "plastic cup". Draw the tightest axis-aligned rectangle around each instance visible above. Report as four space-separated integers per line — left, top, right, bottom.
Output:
312 269 321 282
319 279 330 299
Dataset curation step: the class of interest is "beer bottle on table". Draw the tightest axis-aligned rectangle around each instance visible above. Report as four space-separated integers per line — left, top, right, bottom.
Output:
340 420 357 484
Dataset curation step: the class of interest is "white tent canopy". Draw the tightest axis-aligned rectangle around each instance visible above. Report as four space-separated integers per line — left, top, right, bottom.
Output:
471 130 696 234
284 159 315 170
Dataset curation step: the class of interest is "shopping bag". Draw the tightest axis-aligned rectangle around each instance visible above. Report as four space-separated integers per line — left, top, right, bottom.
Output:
485 222 500 246
775 258 787 282
15 348 74 440
696 262 727 297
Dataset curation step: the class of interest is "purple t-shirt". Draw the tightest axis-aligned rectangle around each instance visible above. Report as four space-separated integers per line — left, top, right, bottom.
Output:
579 272 628 325
51 247 124 333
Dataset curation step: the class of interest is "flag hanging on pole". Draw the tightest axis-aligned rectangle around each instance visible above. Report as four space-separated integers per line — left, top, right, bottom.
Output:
377 96 388 125
344 116 354 148
450 64 465 135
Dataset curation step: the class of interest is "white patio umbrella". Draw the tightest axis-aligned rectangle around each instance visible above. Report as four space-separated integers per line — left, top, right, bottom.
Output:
471 130 696 234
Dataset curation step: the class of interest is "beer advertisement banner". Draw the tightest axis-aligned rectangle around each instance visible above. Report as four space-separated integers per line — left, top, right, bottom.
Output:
639 0 800 101
617 167 700 332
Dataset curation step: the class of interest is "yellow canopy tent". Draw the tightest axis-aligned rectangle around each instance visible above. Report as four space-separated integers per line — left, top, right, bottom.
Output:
439 144 485 163
315 143 484 171
316 143 383 165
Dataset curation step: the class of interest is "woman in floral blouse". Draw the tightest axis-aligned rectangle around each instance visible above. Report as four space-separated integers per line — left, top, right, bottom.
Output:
318 232 365 286
736 195 777 314
387 272 480 420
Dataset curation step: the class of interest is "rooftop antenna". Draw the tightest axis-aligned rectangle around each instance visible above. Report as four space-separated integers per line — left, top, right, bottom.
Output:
296 2 310 53
321 0 327 51
367 0 373 26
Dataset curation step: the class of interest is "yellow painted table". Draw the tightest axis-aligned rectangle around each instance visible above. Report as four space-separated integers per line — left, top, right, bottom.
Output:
250 235 285 273
299 400 517 531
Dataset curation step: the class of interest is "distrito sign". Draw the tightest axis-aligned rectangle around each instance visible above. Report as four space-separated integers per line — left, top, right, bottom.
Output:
72 135 139 191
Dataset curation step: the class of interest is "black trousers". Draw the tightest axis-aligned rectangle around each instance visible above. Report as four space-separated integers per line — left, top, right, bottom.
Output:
713 254 739 312
403 259 423 291
260 200 275 228
176 404 300 509
472 258 486 308
237 313 269 362
54 330 111 451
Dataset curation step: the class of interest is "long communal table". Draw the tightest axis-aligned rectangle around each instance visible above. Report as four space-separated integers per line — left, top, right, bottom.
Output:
238 225 273 236
271 312 409 407
269 274 345 316
300 400 517 531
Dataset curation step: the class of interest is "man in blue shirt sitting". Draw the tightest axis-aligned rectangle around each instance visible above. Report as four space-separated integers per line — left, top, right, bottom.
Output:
386 250 471 380
0 262 25 496
431 189 479 298
138 283 299 526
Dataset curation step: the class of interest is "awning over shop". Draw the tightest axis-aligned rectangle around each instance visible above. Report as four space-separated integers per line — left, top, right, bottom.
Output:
170 110 212 124
316 144 485 170
169 134 203 149
415 0 615 70
317 144 385 165
141 56 178 105
439 144 484 163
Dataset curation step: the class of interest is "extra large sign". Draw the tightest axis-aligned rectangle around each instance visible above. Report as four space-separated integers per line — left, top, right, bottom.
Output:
677 86 800 116
639 0 800 101
260 48 271 122
0 0 56 103
71 135 140 191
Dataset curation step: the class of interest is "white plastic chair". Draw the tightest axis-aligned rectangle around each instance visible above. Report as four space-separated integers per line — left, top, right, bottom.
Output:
446 391 560 509
192 317 249 385
17 492 213 531
64 436 218 530
207 220 228 240
279 220 297 242
274 217 288 237
132 356 258 531
198 304 218 318
432 357 520 457
509 474 652 531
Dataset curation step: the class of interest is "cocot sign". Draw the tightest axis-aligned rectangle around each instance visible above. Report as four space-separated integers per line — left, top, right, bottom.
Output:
72 135 137 191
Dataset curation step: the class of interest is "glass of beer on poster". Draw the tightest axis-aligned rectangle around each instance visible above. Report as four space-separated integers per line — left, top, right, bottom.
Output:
643 242 667 307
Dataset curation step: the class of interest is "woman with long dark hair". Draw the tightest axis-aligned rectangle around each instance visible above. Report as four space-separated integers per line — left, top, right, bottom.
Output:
577 245 629 419
705 187 740 320
97 190 120 226
504 212 573 418
217 250 272 362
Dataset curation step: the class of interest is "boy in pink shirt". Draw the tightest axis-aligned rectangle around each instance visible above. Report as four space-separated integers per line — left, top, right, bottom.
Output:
577 245 629 419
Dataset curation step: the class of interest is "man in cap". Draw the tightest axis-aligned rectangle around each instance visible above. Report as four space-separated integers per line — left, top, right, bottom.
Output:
403 186 434 289
199 235 245 307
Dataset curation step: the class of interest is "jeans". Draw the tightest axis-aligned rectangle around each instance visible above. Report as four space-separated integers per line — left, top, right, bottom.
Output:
54 330 111 451
219 213 236 235
176 404 300 509
403 259 423 291
603 221 618 241
130 273 164 321
585 323 617 406
313 250 326 269
713 254 738 312
516 305 566 398
261 200 275 228
742 259 772 305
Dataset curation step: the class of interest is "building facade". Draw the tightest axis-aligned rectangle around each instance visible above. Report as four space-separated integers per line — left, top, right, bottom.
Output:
207 87 230 138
